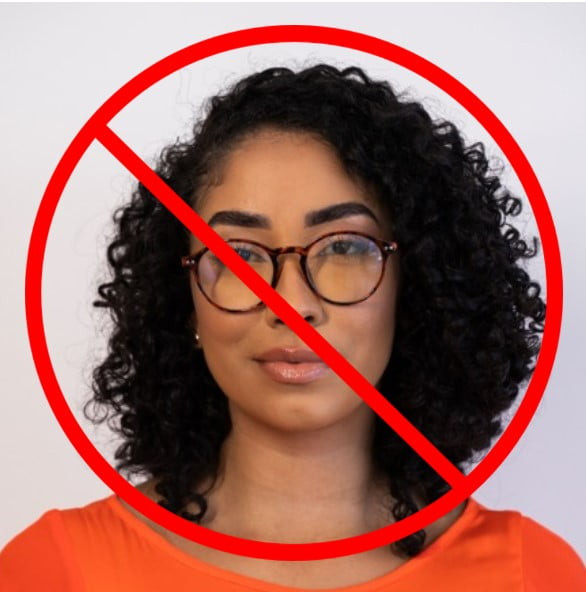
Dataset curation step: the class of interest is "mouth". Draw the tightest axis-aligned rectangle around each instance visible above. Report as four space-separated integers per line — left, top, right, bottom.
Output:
253 347 331 384
255 360 330 384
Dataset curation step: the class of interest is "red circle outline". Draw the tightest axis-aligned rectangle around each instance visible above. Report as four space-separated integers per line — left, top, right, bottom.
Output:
25 25 562 560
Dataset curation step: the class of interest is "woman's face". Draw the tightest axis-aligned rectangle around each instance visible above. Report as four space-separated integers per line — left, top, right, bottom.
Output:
189 130 399 434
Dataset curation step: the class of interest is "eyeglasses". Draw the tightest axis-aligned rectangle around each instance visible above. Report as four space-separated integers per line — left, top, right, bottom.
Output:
181 231 398 313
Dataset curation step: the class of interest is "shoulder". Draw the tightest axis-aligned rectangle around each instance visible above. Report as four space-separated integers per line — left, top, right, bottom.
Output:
0 496 117 590
0 507 77 589
470 500 584 590
518 514 585 591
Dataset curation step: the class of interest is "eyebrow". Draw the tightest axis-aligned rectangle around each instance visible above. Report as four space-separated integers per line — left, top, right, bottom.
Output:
207 201 380 229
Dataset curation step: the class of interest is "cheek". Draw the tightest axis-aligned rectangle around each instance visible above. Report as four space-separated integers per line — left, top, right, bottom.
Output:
199 318 249 360
191 271 397 413
349 282 397 383
198 316 252 408
192 289 250 372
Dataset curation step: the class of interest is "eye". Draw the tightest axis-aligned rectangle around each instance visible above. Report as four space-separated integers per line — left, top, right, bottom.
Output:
234 245 265 262
205 242 269 273
317 237 372 256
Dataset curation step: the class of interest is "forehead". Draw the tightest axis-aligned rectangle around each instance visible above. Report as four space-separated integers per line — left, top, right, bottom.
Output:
195 130 389 236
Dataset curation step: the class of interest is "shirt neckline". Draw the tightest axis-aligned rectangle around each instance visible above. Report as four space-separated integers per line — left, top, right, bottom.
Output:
106 493 480 592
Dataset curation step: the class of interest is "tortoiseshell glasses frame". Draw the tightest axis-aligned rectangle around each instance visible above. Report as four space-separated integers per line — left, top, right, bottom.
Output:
181 230 399 313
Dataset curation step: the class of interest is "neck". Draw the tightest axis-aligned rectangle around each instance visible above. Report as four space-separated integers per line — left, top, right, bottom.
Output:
199 404 391 543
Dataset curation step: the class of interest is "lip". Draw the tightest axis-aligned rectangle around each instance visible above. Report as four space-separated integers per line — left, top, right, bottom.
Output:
254 348 330 384
255 348 324 363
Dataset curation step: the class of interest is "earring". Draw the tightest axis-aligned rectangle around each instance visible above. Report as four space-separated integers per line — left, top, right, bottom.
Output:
194 331 201 348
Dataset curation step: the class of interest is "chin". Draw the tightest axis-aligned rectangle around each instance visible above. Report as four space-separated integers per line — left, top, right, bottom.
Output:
233 389 368 434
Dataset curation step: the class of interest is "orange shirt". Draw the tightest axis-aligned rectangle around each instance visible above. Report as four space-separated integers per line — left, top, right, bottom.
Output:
1 495 584 591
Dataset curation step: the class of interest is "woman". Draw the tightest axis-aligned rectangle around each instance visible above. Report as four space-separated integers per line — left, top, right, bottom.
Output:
1 64 583 590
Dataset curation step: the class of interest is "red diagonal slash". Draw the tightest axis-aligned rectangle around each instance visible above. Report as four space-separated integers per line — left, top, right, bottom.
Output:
96 125 465 489
24 25 560 560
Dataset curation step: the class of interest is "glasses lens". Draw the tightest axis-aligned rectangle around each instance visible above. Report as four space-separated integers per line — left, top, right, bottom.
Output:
198 241 272 310
307 234 383 303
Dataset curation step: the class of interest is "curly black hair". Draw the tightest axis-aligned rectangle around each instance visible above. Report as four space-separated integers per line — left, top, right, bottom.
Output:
85 64 545 558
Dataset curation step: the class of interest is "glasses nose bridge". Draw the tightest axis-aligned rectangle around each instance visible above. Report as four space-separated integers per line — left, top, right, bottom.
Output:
271 244 311 288
271 244 308 267
273 245 307 257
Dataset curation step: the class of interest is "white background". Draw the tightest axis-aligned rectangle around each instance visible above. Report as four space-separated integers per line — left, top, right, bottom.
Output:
1 3 584 558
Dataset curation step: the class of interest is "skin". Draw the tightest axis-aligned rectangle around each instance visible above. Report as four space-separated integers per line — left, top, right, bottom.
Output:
125 129 467 588
192 129 398 539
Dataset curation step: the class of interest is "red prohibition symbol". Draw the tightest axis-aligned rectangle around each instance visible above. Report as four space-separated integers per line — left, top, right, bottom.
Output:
25 25 562 560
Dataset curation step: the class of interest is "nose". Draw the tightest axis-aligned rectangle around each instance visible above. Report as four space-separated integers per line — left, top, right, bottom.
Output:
264 254 325 327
